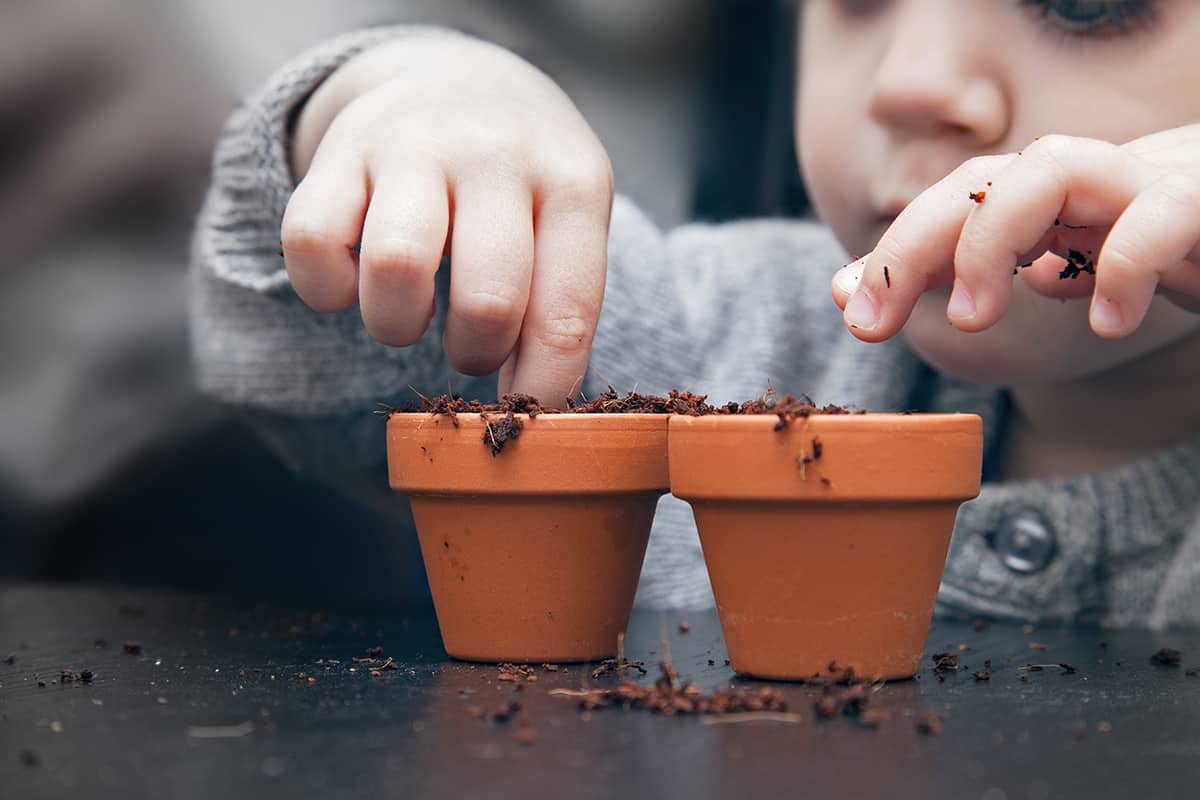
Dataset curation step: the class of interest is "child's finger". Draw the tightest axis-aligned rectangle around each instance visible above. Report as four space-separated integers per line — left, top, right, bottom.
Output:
952 136 1149 332
357 159 449 346
831 257 865 309
281 151 369 313
842 154 1012 341
442 176 535 376
1091 173 1200 337
506 180 611 409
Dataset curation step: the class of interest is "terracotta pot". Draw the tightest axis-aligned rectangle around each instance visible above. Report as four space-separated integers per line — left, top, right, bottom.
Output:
669 413 983 681
387 413 669 663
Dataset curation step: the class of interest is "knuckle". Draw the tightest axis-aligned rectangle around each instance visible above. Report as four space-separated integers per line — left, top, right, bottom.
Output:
547 154 615 210
1025 133 1073 159
281 218 343 258
960 154 1007 183
454 288 524 335
1154 172 1200 209
870 238 910 280
1023 134 1076 176
532 307 595 355
361 241 434 285
458 111 523 155
1100 236 1148 278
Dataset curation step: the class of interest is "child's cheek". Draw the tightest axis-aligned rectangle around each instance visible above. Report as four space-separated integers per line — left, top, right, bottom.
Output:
796 108 864 256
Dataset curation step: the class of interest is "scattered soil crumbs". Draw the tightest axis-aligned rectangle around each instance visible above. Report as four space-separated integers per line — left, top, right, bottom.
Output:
973 670 991 681
915 710 944 736
469 695 540 746
969 190 987 204
498 663 539 683
473 699 524 723
60 669 93 684
812 683 880 728
2 654 13 665
590 656 647 680
1059 249 1096 280
1021 663 1077 675
366 645 384 658
512 724 538 746
1185 667 1198 677
932 652 958 670
932 652 959 682
553 661 787 717
122 641 142 655
1151 648 1183 666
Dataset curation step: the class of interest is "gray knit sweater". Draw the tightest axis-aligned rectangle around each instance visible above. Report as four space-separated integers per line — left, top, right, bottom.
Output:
190 27 1200 627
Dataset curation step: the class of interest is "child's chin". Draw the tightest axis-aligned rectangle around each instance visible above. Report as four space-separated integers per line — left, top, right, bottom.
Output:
902 294 1101 387
904 289 1200 388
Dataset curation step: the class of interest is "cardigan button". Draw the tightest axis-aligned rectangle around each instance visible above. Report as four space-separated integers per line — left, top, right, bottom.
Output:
988 509 1057 575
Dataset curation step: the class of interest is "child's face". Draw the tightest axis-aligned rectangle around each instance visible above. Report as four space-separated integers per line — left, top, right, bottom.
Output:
797 0 1200 384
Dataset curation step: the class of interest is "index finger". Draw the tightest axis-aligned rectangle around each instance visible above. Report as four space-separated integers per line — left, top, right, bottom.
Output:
503 185 609 409
841 154 1015 342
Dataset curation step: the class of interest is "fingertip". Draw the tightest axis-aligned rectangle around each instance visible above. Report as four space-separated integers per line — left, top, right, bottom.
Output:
1089 295 1128 338
280 222 362 312
832 258 867 306
946 279 978 324
842 285 880 333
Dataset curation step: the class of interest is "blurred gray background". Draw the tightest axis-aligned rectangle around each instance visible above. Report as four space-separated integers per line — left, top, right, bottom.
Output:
0 0 806 606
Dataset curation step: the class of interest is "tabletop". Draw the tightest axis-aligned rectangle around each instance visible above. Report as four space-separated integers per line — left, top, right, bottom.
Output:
1 583 1198 799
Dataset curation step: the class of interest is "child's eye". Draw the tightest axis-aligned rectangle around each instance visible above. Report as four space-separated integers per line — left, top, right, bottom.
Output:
1019 0 1158 37
832 0 892 18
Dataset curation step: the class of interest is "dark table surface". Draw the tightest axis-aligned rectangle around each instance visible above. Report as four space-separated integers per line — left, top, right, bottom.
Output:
2 583 1198 800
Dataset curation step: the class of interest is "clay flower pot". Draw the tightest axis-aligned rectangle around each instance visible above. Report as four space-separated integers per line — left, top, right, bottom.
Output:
669 413 983 681
387 412 669 663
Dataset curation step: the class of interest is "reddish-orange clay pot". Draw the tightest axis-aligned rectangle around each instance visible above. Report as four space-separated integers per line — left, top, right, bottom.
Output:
387 413 669 663
669 413 983 681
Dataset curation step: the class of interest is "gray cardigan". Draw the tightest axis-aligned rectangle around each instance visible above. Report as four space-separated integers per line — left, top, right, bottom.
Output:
190 27 1200 627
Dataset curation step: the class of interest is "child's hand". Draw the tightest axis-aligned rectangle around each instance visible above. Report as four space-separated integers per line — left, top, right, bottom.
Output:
832 125 1200 341
281 36 613 408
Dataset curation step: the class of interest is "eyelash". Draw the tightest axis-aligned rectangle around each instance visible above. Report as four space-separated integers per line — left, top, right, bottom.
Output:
1017 0 1159 39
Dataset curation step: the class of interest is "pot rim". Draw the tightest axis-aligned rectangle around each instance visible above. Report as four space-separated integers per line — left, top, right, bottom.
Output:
668 412 983 502
387 411 672 426
669 411 980 428
387 412 670 495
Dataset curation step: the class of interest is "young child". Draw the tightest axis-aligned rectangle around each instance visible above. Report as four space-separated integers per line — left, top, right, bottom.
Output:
191 1 1200 626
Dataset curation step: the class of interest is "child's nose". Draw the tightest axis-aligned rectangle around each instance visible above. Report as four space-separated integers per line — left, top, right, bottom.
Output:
865 10 1007 148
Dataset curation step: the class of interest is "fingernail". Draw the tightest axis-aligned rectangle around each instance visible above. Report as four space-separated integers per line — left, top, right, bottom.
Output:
947 280 977 321
844 287 879 331
1090 296 1124 335
834 260 866 295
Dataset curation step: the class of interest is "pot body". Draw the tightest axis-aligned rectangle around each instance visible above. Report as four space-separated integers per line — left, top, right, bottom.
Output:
670 413 983 680
388 413 669 662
